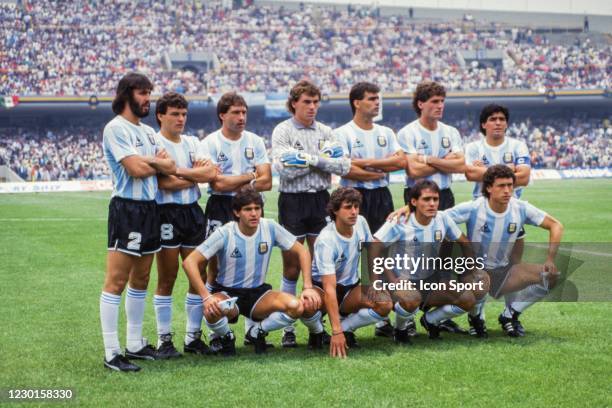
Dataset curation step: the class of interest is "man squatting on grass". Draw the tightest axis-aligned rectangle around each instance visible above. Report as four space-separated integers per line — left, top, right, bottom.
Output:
390 165 563 338
182 186 323 355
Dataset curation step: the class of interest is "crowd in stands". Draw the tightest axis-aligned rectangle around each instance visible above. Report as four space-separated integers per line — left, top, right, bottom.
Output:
1 1 610 96
1 118 609 181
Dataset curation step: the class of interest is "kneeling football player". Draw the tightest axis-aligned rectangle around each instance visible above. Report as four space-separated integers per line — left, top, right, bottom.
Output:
182 186 321 355
374 180 488 342
312 187 393 358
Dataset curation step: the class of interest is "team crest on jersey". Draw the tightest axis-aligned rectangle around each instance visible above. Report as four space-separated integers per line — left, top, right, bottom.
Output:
258 242 268 254
434 230 442 242
217 152 228 162
147 133 156 146
135 136 143 147
507 223 517 234
354 139 364 148
481 155 490 165
480 223 491 233
441 137 450 148
318 139 326 150
294 140 304 150
244 147 254 160
503 152 514 163
377 135 387 147
230 248 242 258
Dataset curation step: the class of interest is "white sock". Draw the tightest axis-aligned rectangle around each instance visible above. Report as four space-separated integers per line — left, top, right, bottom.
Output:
394 302 417 330
425 305 466 325
341 308 384 332
469 297 487 319
100 292 121 361
185 293 203 345
154 295 173 343
205 316 230 337
300 310 324 334
375 317 391 328
280 276 297 295
260 312 296 333
509 284 549 314
244 317 255 334
125 286 147 352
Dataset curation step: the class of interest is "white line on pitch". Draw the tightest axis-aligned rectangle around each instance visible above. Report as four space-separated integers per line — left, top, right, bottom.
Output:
0 218 106 222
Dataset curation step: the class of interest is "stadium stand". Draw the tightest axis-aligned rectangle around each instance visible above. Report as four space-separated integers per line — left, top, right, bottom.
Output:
1 1 610 96
1 117 609 181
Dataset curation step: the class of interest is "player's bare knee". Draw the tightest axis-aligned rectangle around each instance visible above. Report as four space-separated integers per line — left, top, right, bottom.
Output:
373 300 393 317
399 297 420 313
286 297 303 319
457 291 476 311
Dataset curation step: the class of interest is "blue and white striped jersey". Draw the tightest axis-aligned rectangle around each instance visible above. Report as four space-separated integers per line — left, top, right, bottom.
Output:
103 115 160 201
335 121 401 189
156 133 209 205
397 120 463 189
312 215 373 286
464 137 531 199
201 129 270 196
374 212 462 279
197 218 296 288
444 197 547 269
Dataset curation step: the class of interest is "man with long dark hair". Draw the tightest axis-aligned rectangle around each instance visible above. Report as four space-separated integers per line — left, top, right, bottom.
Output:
100 73 176 372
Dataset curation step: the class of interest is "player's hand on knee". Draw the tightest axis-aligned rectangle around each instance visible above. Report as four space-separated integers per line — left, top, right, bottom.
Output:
330 333 348 359
204 297 223 320
543 259 558 275
301 288 322 311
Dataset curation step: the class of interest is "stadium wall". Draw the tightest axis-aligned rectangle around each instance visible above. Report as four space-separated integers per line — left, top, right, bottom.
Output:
1 169 609 194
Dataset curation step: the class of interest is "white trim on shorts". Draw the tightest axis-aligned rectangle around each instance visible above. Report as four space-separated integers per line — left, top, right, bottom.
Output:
249 289 273 320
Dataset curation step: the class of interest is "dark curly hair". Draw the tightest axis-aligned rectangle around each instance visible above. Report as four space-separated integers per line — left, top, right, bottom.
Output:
482 164 516 198
327 187 362 221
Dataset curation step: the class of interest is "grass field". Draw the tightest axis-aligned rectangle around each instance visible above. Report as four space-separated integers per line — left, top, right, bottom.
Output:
1 179 611 407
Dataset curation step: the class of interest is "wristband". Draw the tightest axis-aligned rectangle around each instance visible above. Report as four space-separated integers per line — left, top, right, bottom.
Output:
332 331 343 336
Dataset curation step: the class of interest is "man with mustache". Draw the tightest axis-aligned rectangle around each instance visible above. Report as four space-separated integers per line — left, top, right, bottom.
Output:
100 73 177 372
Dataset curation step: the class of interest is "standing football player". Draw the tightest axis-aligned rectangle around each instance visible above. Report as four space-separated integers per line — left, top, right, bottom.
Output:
100 73 176 371
153 92 218 358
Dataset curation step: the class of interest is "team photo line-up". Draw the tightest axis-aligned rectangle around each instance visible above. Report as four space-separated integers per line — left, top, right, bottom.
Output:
100 72 563 372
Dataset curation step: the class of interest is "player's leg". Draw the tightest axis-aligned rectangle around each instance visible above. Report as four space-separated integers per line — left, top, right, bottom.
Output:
361 187 397 338
122 253 158 359
202 292 238 356
497 263 559 337
420 283 476 340
248 291 304 354
461 269 490 338
339 285 393 348
154 246 182 358
181 247 212 355
277 191 308 347
101 251 140 371
301 286 326 349
391 288 422 344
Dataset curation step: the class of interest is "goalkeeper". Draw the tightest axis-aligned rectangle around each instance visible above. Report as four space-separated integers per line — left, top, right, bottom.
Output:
270 80 381 347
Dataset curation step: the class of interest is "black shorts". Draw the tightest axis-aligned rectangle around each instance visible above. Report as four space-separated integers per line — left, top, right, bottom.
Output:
404 187 455 210
159 202 206 248
487 265 513 298
278 190 330 237
313 279 360 317
203 195 234 239
355 187 394 234
210 282 273 323
107 196 160 256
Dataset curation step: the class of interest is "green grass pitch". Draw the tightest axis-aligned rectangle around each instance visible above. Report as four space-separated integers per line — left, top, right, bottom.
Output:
1 179 611 407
